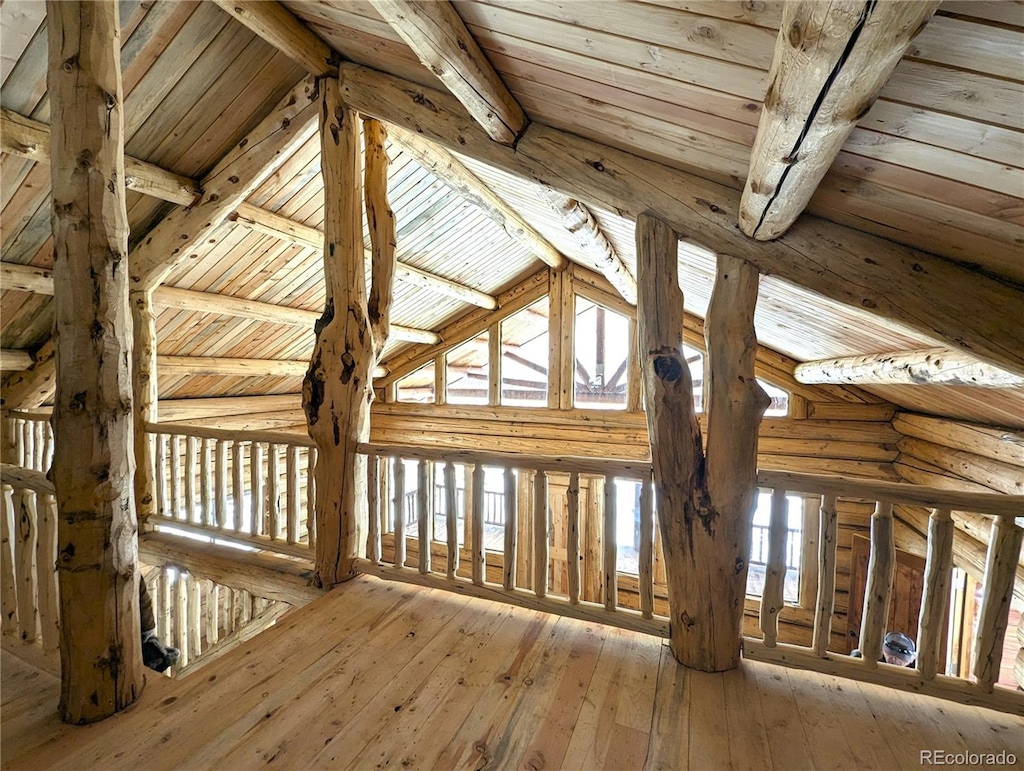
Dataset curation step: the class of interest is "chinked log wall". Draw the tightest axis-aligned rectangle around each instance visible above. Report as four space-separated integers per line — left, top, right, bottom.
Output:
369 394 901 654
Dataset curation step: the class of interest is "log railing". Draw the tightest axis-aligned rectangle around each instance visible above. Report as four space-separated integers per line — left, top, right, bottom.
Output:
745 469 1024 714
146 424 316 560
354 442 667 636
6 413 53 475
0 463 59 650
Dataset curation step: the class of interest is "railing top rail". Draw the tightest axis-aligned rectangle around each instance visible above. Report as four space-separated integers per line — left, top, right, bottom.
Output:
3 410 50 422
147 422 314 448
358 442 653 479
1 463 54 494
757 469 1023 519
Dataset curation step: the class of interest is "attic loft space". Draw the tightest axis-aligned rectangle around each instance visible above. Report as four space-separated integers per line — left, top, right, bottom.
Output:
1 0 1022 765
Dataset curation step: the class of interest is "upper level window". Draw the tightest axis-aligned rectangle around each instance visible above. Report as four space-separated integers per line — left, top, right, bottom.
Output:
574 298 629 410
684 344 704 413
396 361 435 403
446 332 489 405
759 379 790 417
500 298 549 407
746 491 806 603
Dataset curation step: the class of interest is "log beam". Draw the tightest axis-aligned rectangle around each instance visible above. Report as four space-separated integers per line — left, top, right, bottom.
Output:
795 348 1024 388
388 126 565 269
336 62 1024 378
0 350 33 372
0 112 494 311
369 0 526 146
128 77 319 291
46 0 143 722
637 212 769 671
303 80 375 589
0 261 439 346
740 1 939 239
211 0 338 78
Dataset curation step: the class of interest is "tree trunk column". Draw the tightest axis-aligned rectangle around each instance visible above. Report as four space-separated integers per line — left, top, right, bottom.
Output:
46 0 143 723
637 212 768 671
303 78 375 588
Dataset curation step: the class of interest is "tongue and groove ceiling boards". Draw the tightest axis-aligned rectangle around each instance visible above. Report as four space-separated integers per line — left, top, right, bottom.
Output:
2 0 1022 429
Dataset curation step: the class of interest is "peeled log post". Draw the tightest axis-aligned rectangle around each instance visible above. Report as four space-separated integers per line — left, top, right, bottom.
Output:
812 494 839 657
916 507 953 680
46 0 143 722
131 289 157 525
637 212 769 671
973 515 1023 692
303 79 374 589
859 501 896 668
364 118 397 358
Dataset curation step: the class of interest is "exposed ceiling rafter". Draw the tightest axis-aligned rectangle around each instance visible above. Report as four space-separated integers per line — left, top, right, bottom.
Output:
0 109 496 311
740 0 940 240
795 349 1024 389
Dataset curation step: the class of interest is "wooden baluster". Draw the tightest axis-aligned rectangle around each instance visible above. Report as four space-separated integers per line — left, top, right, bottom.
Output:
367 452 381 562
206 582 219 647
916 507 953 679
859 501 896 667
534 469 549 599
22 421 34 473
215 440 228 530
1 488 19 635
813 494 839 657
603 474 617 611
41 422 54 472
306 447 317 550
185 435 198 524
639 477 654 620
267 444 280 540
170 435 182 520
393 457 406 569
232 442 244 533
503 467 517 591
155 435 167 518
471 463 485 586
200 437 213 526
445 462 458 579
1014 615 1024 691
14 490 38 642
36 495 59 651
760 488 789 648
240 590 252 625
160 567 172 647
287 446 300 545
225 588 236 635
33 421 44 471
418 460 431 574
189 574 202 659
250 442 264 536
973 515 1023 692
566 472 581 605
175 572 188 668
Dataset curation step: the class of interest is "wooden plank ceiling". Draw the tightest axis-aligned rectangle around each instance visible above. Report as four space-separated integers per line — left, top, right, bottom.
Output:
1 0 1022 428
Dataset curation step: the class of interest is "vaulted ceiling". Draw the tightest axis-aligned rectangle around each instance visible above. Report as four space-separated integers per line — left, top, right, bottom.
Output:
1 0 1022 427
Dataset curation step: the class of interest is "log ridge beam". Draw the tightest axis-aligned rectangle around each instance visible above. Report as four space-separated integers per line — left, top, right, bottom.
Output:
795 348 1024 388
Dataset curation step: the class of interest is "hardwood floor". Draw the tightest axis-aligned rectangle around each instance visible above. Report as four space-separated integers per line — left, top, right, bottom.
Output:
3 576 1021 770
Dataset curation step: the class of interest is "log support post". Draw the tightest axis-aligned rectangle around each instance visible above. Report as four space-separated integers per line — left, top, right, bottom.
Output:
131 288 157 526
46 0 144 723
303 79 395 589
637 211 769 671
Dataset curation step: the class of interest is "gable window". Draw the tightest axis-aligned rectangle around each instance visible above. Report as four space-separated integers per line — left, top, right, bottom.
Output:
759 379 790 417
574 298 630 410
500 298 549 407
396 361 435 403
446 332 489 405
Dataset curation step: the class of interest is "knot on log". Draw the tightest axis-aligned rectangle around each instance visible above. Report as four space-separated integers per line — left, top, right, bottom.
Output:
653 355 683 383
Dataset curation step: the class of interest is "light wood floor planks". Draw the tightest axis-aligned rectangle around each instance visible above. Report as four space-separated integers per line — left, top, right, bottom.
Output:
3 576 1022 770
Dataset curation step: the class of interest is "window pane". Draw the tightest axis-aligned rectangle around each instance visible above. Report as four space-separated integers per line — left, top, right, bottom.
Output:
684 344 704 413
574 298 629 410
396 361 435 403
759 379 790 417
746 491 803 603
446 332 489 405
501 298 549 407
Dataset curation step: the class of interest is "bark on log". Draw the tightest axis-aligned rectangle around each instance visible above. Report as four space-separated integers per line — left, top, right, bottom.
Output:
46 0 143 723
795 348 1024 388
303 78 375 588
637 212 769 671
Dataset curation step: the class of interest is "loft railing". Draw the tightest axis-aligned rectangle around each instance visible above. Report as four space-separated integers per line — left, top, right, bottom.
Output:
357 443 665 636
746 470 1023 714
